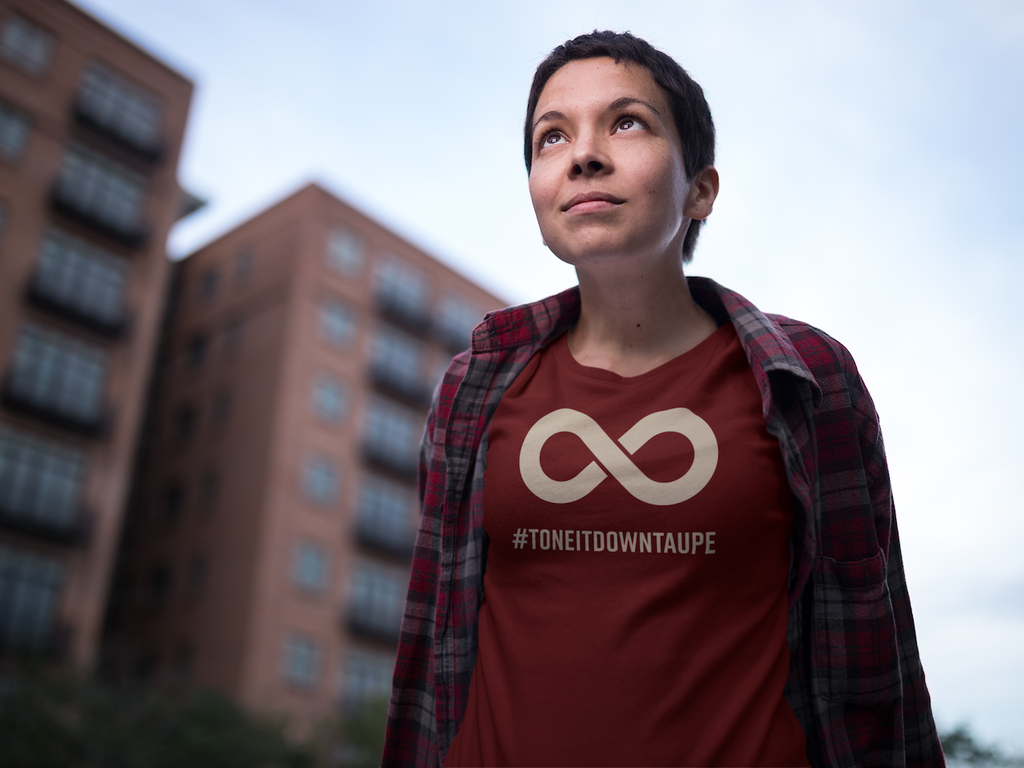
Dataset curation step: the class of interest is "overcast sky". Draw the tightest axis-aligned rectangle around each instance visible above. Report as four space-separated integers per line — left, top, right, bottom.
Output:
76 0 1024 752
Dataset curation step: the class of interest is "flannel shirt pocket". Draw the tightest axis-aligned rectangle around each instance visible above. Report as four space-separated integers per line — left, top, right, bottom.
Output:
811 552 902 705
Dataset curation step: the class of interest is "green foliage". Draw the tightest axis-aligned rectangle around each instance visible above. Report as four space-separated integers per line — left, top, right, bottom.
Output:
307 697 389 768
0 667 313 768
940 724 1024 767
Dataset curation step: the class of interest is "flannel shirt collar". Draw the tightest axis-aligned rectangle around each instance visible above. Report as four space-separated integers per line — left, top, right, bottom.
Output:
470 279 822 408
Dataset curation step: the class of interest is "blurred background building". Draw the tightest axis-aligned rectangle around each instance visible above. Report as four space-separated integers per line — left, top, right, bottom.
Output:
103 182 505 733
1 0 507 739
0 0 194 669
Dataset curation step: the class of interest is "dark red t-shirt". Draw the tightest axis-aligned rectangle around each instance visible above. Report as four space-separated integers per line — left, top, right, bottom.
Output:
444 325 810 767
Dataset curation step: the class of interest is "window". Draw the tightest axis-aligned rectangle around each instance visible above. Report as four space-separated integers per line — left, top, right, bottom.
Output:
198 267 221 301
303 456 338 505
326 228 364 275
319 299 356 347
374 257 427 317
0 428 85 530
0 544 63 648
234 249 255 284
0 14 53 75
293 542 329 593
33 229 128 325
7 324 107 425
363 400 419 473
358 477 414 554
186 334 207 368
349 567 405 640
77 63 162 152
436 296 483 350
54 146 147 237
283 634 322 688
372 327 423 392
0 101 29 160
311 376 347 423
341 650 394 706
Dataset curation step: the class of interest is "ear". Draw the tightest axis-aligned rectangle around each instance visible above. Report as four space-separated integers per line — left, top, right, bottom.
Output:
683 166 720 221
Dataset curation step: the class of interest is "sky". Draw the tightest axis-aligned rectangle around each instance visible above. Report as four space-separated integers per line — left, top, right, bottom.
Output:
76 0 1024 752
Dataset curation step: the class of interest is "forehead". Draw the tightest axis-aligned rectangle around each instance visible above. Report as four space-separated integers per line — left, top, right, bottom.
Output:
534 57 668 121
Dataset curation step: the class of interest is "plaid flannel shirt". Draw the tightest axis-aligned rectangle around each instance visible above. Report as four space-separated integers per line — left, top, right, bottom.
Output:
383 277 944 768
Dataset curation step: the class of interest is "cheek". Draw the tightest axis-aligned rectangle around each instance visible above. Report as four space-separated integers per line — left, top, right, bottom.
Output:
528 173 555 217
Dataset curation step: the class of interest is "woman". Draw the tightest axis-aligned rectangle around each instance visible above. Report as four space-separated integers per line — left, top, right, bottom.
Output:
383 30 943 768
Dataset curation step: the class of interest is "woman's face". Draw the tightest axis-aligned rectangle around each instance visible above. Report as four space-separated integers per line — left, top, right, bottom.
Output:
528 57 704 273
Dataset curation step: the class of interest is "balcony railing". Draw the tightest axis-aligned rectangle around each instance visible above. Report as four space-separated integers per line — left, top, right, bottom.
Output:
1 376 111 438
373 291 431 336
73 103 165 164
0 500 91 545
26 280 131 338
368 363 431 408
355 519 415 560
0 621 72 663
360 440 417 481
345 607 402 646
433 320 476 354
49 187 149 249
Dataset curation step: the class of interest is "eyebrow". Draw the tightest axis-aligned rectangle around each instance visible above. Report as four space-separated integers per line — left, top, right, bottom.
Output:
532 110 567 133
532 97 662 134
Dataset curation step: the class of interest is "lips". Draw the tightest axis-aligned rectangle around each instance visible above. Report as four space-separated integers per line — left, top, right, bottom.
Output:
562 192 624 212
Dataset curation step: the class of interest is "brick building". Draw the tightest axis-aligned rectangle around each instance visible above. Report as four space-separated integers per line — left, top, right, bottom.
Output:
0 0 194 669
106 183 506 733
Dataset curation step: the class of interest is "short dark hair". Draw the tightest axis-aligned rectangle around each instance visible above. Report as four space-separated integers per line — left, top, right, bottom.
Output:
524 30 716 260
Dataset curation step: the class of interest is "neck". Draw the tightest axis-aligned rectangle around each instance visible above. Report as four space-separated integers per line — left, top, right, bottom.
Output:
568 258 718 377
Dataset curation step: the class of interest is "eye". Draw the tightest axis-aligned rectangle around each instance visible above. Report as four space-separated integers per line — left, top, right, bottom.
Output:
615 115 645 133
540 130 566 147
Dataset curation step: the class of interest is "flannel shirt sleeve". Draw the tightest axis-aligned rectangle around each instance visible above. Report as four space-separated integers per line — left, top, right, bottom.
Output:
846 345 944 766
807 337 944 766
382 387 447 768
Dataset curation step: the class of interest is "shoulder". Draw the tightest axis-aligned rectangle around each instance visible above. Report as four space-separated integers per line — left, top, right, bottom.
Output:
425 348 472 433
767 313 861 380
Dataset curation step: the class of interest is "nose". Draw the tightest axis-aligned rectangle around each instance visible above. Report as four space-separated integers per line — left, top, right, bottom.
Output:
570 132 611 177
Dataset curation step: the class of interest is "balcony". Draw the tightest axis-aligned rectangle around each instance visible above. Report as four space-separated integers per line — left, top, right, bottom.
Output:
0 621 72 662
355 518 415 560
345 607 402 646
50 186 149 249
373 290 431 337
361 440 417 481
26 279 131 339
2 376 111 438
73 102 164 164
0 499 91 545
368 362 431 408
434 323 473 355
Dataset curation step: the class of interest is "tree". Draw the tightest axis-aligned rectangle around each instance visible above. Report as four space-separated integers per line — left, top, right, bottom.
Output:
307 696 388 768
0 667 313 768
940 724 1024 768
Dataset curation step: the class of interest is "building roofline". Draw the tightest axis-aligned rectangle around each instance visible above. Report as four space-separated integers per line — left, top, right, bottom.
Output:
179 180 509 305
61 0 195 84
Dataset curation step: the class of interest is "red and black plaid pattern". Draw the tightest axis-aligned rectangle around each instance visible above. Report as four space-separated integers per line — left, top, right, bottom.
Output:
382 279 943 768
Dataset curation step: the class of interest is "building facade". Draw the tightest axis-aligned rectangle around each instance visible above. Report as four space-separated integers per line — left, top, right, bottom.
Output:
107 183 506 733
0 0 193 669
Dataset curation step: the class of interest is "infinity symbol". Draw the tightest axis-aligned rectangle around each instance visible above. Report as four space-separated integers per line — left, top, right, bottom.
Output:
519 408 718 506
